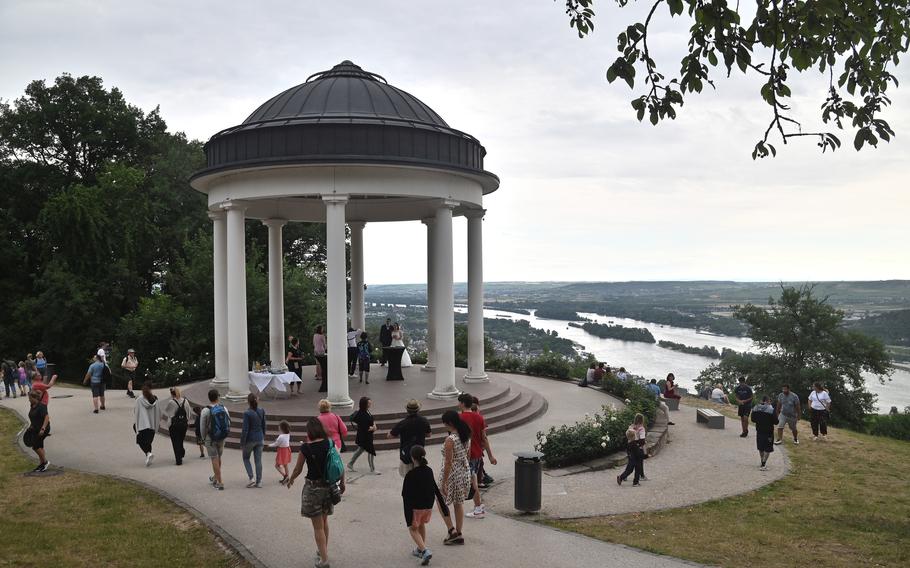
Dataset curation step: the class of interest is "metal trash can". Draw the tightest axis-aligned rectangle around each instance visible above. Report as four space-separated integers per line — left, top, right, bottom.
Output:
513 451 544 513
44 363 57 379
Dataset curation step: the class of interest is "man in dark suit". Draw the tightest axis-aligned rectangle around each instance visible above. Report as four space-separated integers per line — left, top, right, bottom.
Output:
379 318 393 366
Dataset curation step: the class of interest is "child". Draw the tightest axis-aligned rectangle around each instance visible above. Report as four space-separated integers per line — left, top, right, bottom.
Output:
192 405 206 459
348 397 378 474
751 395 776 470
269 420 292 484
402 445 443 566
616 413 646 486
357 331 372 384
18 361 29 396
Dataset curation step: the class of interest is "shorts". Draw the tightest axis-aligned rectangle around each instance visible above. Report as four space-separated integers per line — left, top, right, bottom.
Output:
301 479 334 518
205 439 225 459
777 414 798 430
404 506 433 526
359 356 370 372
738 404 752 417
469 458 483 475
91 383 105 397
24 429 47 450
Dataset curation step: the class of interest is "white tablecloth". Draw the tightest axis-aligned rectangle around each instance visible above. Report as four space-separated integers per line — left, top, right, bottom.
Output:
248 371 298 394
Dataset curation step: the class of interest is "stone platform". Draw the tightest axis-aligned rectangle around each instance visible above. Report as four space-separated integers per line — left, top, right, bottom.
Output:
175 365 547 451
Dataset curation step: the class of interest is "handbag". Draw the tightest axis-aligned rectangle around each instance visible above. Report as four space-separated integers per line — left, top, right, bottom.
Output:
23 428 36 448
328 481 343 505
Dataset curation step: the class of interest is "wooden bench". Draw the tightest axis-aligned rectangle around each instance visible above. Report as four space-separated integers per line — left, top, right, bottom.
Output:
696 408 725 429
664 397 680 411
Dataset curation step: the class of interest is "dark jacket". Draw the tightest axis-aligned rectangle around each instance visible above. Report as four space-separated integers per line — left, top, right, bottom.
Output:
390 413 431 464
750 404 776 435
402 464 444 510
379 324 393 346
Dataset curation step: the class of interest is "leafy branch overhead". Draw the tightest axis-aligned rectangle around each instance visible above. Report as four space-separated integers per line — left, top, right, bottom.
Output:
562 0 910 158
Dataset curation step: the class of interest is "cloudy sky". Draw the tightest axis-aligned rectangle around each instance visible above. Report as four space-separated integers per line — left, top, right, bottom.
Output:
2 1 908 284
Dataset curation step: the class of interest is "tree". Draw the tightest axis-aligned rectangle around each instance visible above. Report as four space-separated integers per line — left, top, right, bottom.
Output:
698 284 893 427
561 0 910 158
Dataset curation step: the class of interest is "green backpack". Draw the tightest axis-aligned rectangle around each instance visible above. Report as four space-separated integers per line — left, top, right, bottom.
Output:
324 439 345 484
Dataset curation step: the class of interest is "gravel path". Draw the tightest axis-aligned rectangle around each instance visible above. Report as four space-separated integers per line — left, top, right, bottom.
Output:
483 375 790 519
2 382 700 568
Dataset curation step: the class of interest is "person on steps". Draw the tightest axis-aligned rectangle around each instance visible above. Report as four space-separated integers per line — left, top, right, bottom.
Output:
163 386 189 465
347 396 378 474
134 382 161 467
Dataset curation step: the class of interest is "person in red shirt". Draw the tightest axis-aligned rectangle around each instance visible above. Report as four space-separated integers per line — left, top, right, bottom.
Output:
457 393 497 519
30 373 57 406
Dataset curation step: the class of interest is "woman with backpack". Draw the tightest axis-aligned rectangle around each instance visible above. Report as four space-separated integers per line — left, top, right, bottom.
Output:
287 417 346 568
163 387 189 465
241 393 267 488
134 382 162 467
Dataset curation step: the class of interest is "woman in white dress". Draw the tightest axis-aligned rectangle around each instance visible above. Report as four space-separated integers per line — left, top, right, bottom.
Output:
390 323 413 368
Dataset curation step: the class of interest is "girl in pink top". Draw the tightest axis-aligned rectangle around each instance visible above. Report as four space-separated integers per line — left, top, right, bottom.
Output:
316 398 348 449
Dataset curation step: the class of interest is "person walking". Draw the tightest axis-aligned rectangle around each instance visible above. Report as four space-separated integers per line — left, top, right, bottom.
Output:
240 393 266 488
133 382 162 467
25 390 51 472
35 351 47 379
347 396 378 474
29 372 57 405
192 405 206 459
808 382 832 441
402 445 443 565
200 389 231 490
120 348 139 398
356 332 372 384
751 395 776 470
82 354 106 413
286 417 346 568
617 413 647 486
317 398 348 451
734 376 754 437
439 410 471 545
389 399 432 478
775 384 801 445
163 387 189 465
270 420 292 484
457 393 497 519
379 318 393 366
286 337 304 394
18 361 30 396
314 325 328 392
2 360 17 399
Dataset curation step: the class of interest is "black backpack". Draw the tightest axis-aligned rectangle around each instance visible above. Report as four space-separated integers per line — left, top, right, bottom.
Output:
102 364 112 384
172 400 188 427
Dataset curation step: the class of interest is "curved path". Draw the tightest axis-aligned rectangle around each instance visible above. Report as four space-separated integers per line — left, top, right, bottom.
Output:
1 375 784 568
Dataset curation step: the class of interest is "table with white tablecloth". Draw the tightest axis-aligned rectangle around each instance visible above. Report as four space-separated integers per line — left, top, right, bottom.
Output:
248 371 298 397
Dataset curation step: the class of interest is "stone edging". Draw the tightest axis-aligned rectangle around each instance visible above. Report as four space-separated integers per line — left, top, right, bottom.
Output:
2 406 266 568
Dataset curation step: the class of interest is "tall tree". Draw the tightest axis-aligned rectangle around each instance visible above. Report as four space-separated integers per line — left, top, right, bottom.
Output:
698 284 893 427
561 0 910 157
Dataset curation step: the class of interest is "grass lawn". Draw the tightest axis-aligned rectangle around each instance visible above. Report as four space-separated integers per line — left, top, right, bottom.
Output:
0 407 249 568
548 398 910 568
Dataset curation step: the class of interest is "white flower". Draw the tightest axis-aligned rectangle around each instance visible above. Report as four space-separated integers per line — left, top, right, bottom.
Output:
178 370 185 375
624 399 631 404
540 436 547 445
601 442 607 448
593 422 601 428
610 416 617 422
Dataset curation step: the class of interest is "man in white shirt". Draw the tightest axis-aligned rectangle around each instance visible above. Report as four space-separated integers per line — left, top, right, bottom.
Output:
346 326 361 377
808 382 832 441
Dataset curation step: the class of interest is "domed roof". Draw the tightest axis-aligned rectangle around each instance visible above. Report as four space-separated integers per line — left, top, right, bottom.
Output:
193 61 498 191
242 61 450 130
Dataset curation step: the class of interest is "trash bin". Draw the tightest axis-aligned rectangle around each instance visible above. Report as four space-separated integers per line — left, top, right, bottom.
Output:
44 363 57 379
513 451 544 513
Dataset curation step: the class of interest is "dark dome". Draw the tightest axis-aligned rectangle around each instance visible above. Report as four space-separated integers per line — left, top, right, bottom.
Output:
193 61 498 189
243 60 450 130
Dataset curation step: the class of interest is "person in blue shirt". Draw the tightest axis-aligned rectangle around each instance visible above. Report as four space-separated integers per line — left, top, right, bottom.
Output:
82 354 107 414
647 379 674 426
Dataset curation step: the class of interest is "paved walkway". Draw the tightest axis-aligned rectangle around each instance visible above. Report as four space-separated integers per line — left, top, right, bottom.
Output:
1 375 785 568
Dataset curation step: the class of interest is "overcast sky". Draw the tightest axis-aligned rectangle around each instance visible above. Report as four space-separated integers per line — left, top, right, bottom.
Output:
2 0 908 284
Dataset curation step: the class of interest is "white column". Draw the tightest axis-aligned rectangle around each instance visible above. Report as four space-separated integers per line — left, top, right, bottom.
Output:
349 221 366 331
324 195 354 408
421 218 437 371
224 202 250 402
464 209 488 382
209 211 229 393
264 219 288 371
429 200 460 400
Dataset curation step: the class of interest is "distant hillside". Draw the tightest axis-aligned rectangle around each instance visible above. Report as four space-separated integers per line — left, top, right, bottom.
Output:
847 309 910 347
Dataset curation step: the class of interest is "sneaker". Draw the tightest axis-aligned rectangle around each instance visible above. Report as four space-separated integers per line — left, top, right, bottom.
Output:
668 422 676 426
412 548 423 558
812 435 819 441
32 463 45 472
793 439 800 445
214 483 224 491
773 440 782 445
255 482 262 488
740 432 748 438
145 453 154 467
482 473 494 485
38 461 50 472
616 475 622 486
371 470 382 475
466 507 485 519
639 475 648 481
246 480 256 488
632 482 641 487
421 548 433 565
209 475 216 485
93 409 99 414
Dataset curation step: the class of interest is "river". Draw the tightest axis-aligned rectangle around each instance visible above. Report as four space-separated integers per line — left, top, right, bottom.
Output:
460 306 910 413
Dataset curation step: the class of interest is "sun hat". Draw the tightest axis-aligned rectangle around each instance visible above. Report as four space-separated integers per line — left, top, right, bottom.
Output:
406 399 421 413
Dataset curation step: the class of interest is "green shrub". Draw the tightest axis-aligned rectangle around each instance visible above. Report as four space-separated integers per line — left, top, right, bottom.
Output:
487 354 524 373
866 411 910 441
525 350 574 379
